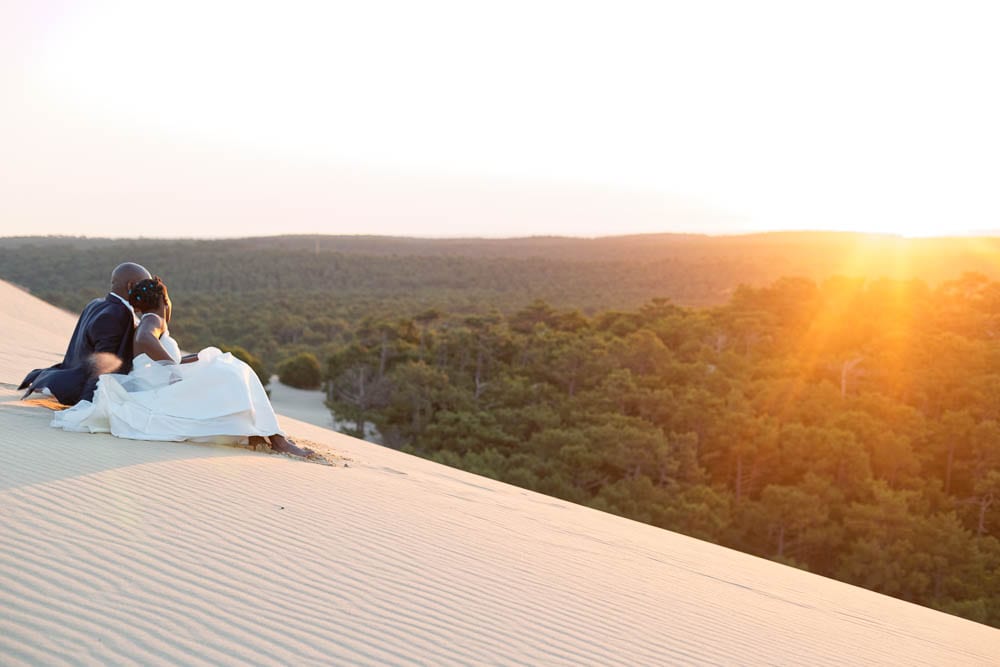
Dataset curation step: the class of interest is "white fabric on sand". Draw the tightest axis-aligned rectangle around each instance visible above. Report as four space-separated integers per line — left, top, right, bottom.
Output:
52 332 282 444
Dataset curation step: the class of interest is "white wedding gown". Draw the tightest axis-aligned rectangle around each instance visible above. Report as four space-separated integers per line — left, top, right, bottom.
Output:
52 321 283 445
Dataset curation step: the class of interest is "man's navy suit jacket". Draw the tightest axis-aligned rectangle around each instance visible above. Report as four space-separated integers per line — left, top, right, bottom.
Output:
19 294 136 405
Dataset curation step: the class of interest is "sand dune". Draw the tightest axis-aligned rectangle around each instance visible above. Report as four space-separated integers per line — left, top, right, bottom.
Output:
1 281 997 665
0 280 77 382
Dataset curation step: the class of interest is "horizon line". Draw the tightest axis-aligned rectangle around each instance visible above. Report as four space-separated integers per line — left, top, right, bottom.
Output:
3 229 999 243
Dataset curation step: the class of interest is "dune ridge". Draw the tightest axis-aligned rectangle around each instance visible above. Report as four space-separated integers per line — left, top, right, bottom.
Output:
0 280 997 665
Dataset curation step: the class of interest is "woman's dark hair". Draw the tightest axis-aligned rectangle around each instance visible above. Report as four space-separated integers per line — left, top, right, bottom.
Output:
128 276 169 312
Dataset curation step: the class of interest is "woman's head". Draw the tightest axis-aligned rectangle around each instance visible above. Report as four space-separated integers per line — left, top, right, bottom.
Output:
129 276 170 318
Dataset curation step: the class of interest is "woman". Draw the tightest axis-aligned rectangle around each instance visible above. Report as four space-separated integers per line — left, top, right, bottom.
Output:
52 277 313 457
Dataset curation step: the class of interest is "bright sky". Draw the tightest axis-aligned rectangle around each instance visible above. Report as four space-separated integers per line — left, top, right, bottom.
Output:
1 1 998 238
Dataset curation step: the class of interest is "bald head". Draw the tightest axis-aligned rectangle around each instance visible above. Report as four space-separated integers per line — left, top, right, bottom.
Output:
110 262 151 299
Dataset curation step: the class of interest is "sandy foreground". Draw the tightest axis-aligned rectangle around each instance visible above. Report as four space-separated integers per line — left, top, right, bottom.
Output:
0 280 997 666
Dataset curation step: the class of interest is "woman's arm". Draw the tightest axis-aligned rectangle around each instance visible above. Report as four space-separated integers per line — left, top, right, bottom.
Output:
133 315 176 363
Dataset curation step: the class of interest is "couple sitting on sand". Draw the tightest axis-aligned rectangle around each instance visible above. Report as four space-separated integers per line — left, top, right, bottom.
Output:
19 262 313 457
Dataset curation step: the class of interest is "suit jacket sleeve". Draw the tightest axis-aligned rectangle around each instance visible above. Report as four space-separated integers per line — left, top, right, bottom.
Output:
89 307 132 354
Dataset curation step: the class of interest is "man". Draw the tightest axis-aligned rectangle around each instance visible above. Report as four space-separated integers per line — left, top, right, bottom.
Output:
20 262 151 405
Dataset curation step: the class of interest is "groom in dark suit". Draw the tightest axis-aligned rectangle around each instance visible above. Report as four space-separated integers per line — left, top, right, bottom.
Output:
19 262 152 405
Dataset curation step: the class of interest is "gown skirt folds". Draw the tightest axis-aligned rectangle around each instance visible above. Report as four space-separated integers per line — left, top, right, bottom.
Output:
52 347 283 445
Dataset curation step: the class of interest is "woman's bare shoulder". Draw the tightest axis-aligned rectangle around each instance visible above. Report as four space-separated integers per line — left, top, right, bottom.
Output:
137 312 166 334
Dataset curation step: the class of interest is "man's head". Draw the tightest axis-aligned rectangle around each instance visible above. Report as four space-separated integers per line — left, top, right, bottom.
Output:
110 263 151 299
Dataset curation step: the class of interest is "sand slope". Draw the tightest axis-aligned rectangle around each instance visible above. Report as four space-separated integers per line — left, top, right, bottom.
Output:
0 280 78 382
0 281 997 665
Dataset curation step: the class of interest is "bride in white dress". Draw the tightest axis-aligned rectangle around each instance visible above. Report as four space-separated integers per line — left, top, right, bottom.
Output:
52 277 313 457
